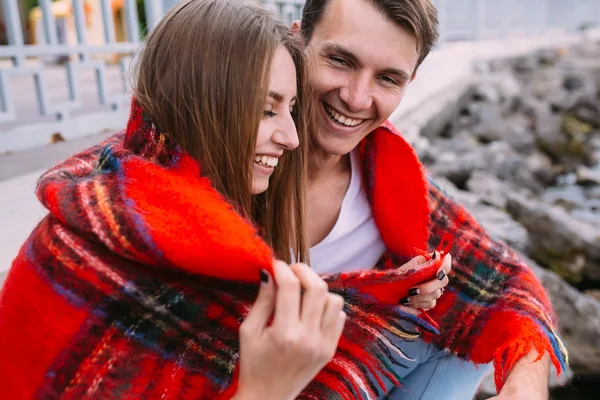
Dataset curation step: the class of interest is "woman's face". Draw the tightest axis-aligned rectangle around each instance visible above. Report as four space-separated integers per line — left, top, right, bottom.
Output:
252 46 300 195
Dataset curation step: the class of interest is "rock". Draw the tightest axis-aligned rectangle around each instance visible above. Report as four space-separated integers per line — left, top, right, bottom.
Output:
505 116 537 154
471 83 501 104
507 192 600 285
562 114 594 137
522 97 564 150
563 70 597 95
468 105 536 152
585 289 600 302
529 256 600 376
529 68 564 98
548 88 592 113
564 73 587 91
527 151 560 186
537 48 561 66
576 166 600 186
513 55 539 75
588 186 600 200
571 98 600 128
484 142 544 193
429 150 487 189
473 204 531 251
469 105 507 143
466 171 510 209
493 73 522 106
544 185 589 210
433 177 531 251
519 95 596 165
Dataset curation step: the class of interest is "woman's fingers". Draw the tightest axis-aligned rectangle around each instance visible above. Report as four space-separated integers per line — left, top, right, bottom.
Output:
289 263 329 330
272 260 302 328
321 293 345 333
241 269 276 335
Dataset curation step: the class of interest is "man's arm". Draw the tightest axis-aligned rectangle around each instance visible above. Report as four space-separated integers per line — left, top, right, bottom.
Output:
492 350 550 400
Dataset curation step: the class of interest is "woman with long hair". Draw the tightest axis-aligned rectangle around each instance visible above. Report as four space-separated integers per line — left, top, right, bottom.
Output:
0 1 347 398
0 1 447 399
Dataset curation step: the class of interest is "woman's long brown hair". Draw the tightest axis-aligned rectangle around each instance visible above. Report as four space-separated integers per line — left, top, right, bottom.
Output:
133 0 310 263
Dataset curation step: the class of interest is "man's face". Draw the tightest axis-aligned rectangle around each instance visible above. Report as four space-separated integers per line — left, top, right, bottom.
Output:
303 0 420 156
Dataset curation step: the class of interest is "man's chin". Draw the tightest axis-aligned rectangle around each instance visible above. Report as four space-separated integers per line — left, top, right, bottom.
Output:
311 132 362 157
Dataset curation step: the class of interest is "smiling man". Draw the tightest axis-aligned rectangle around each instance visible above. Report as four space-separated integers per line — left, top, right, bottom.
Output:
293 0 568 399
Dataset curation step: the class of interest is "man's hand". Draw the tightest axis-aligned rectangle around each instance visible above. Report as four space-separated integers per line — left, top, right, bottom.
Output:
487 351 551 400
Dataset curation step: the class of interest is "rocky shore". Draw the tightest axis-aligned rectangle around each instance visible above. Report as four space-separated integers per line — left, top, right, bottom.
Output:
417 43 600 398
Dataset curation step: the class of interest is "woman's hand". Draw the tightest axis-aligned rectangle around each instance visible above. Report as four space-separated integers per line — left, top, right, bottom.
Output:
233 261 346 400
399 252 452 311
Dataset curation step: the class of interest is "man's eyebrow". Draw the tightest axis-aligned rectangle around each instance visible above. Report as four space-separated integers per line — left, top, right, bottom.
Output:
323 42 412 82
322 43 360 65
381 67 411 83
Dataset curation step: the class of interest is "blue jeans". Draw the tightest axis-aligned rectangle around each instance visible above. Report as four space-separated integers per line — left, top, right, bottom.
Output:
376 338 492 400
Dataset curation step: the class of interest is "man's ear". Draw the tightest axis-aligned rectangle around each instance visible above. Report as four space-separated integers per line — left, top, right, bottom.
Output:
410 71 417 82
291 20 302 38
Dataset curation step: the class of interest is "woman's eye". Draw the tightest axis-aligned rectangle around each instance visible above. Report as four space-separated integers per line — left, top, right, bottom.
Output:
263 103 276 117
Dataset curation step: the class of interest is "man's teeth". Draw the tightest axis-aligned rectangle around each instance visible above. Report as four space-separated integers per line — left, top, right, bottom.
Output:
254 155 279 167
324 104 363 127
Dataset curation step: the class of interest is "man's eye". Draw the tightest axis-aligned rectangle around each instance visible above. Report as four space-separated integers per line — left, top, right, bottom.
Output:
263 111 276 117
330 56 348 66
379 75 400 85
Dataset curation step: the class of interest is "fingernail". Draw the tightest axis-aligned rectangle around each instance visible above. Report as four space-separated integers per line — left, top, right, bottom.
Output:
408 288 420 296
437 270 446 281
260 270 269 283
432 252 437 260
399 297 410 305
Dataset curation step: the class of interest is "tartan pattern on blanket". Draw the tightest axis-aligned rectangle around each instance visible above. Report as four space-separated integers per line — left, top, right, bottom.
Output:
0 102 567 399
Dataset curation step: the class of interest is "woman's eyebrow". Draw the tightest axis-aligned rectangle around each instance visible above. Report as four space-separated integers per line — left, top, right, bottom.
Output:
268 91 284 102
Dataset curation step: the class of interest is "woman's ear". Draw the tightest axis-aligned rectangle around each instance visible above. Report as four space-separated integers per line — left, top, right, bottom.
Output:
290 20 302 38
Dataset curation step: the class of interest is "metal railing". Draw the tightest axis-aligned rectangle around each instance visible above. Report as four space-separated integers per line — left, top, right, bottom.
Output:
1 0 599 154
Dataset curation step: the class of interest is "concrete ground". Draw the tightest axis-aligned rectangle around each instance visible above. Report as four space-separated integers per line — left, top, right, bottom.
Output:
2 28 600 287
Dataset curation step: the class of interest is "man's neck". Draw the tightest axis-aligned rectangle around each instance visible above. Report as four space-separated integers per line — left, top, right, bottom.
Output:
308 145 352 184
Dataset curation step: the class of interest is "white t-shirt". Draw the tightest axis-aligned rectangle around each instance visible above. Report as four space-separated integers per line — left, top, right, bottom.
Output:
309 150 387 274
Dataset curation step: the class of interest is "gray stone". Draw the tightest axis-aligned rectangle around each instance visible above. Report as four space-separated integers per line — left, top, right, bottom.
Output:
471 82 502 104
527 254 600 376
513 55 539 75
588 186 600 200
577 166 600 186
484 142 544 193
572 98 600 128
429 150 487 189
469 105 507 143
466 171 510 209
547 88 592 113
529 68 564 98
537 48 561 66
527 151 560 186
507 192 600 285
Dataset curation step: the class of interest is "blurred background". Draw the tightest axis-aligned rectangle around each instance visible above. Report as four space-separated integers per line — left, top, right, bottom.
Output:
1 1 600 399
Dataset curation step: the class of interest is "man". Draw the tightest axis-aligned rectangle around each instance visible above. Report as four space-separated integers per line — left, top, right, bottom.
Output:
291 0 567 399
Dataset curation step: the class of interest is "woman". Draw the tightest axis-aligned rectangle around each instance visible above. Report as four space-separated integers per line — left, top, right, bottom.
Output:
0 1 446 399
